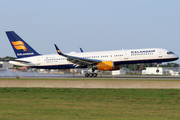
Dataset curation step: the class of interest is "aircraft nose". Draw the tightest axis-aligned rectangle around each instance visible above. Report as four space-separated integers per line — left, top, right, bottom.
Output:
174 54 179 60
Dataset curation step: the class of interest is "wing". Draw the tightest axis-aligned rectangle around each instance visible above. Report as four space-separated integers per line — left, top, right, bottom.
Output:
54 44 101 66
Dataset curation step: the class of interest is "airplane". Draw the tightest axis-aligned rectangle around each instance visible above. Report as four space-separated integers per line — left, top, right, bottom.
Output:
6 31 179 77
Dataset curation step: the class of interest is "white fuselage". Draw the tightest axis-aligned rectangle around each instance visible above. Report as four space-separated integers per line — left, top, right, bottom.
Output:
9 48 179 69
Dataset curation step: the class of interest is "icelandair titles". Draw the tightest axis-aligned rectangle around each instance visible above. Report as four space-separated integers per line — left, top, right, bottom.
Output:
131 50 155 54
17 53 34 56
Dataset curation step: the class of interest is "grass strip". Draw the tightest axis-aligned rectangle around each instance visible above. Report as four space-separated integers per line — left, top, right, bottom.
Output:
0 88 180 120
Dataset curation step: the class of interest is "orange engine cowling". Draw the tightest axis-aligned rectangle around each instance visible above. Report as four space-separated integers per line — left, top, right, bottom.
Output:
96 61 119 71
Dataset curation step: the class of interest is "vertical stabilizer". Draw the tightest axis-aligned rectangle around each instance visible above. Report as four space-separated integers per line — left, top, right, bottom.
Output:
6 31 40 58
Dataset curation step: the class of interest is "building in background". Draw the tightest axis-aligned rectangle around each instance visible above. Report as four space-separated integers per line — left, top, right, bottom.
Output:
112 68 130 75
0 61 13 70
143 67 180 76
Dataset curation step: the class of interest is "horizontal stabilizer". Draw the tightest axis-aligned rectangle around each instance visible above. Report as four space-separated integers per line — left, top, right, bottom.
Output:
11 59 30 63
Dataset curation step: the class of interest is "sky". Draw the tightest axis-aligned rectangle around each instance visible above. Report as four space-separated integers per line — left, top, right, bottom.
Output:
0 0 180 63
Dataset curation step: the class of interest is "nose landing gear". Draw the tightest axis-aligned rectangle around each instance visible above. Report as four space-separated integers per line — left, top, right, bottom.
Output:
156 63 159 73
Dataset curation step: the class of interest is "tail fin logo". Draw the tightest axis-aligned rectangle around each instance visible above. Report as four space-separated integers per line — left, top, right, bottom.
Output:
11 41 27 51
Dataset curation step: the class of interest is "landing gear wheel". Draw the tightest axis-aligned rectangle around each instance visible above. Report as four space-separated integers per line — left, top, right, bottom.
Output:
85 73 89 77
93 73 97 77
156 63 160 73
89 73 94 77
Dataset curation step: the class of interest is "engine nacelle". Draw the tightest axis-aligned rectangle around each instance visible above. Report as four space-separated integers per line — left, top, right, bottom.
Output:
94 61 119 71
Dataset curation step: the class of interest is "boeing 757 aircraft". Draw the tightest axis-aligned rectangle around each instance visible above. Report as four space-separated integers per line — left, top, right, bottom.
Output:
6 31 179 77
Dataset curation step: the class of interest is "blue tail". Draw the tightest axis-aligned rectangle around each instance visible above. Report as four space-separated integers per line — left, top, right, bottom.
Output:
6 31 40 58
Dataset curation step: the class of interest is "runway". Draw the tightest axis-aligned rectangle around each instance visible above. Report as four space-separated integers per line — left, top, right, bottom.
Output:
0 70 180 80
0 74 180 80
0 71 180 89
2 75 180 80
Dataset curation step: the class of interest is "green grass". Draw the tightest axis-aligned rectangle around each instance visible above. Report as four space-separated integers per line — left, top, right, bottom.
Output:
0 88 180 120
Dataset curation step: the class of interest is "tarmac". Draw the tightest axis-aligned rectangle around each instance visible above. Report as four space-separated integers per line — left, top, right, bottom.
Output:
0 71 180 89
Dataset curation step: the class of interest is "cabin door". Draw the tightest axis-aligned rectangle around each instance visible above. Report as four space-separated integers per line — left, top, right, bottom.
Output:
37 59 41 65
124 52 129 60
158 51 162 58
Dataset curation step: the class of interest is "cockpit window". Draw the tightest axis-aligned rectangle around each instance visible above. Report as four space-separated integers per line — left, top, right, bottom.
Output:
167 52 174 54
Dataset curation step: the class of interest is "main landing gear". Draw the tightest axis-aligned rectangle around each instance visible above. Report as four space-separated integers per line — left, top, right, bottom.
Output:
85 65 98 77
85 73 97 77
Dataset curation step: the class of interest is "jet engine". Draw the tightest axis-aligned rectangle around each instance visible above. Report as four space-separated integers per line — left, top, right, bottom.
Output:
93 61 119 71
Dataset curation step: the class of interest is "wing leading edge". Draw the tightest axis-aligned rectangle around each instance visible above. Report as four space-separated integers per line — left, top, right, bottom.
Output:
54 44 101 66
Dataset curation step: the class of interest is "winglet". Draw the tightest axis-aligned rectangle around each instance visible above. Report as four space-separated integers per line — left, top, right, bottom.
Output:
54 44 63 55
80 47 83 52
